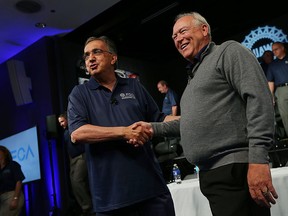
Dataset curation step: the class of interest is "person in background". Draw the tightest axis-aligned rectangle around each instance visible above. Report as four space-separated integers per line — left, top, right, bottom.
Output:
0 145 25 216
157 80 179 116
67 36 176 216
58 112 93 216
267 42 288 138
260 50 274 77
132 11 278 216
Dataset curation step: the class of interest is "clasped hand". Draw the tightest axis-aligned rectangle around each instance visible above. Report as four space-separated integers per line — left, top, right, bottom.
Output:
125 121 153 147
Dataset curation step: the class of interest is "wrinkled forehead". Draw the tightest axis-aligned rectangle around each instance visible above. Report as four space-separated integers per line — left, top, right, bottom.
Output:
174 16 194 26
84 40 106 52
173 16 194 32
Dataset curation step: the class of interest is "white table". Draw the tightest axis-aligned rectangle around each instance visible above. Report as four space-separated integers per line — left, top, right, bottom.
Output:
167 167 288 216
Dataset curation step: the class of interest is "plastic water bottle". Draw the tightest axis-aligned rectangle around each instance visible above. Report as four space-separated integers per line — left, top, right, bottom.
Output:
172 163 182 184
194 165 199 179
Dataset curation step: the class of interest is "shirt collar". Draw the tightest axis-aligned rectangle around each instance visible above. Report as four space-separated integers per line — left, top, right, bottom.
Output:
87 73 128 90
186 44 208 71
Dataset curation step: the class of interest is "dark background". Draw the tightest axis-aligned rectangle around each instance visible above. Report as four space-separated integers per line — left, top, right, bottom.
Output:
1 0 288 215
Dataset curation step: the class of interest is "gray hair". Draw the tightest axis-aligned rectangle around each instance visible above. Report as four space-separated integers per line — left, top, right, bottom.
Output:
84 35 118 55
174 12 211 40
84 36 118 69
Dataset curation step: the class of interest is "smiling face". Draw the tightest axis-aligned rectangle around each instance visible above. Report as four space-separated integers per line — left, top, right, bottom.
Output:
172 15 210 62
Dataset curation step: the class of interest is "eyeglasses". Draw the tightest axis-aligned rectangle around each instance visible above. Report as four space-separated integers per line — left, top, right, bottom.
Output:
83 48 113 60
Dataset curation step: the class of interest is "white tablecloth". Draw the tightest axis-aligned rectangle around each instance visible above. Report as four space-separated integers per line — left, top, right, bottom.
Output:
167 166 288 216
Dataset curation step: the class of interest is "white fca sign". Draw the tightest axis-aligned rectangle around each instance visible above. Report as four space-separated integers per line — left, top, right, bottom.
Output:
241 26 288 58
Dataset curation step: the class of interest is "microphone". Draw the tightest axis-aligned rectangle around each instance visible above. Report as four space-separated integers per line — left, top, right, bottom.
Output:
110 98 118 105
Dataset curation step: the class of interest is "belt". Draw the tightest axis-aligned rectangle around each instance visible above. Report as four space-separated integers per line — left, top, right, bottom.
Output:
277 83 288 87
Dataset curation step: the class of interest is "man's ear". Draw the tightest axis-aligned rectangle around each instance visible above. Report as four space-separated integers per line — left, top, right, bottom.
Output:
202 24 209 37
111 55 118 66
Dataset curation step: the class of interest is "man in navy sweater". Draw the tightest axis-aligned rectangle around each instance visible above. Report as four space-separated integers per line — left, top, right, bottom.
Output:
67 36 176 216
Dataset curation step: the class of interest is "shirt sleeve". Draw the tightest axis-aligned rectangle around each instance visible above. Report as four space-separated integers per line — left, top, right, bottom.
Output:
151 119 180 137
220 42 274 163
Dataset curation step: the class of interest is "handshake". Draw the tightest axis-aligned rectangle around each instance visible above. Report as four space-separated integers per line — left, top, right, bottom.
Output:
125 121 154 147
70 116 178 145
125 115 180 146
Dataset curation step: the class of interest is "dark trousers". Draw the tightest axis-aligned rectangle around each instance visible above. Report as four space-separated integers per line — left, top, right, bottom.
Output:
199 163 271 216
96 191 175 216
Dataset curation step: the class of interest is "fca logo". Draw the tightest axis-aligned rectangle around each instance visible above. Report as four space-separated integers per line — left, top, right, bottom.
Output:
10 145 35 161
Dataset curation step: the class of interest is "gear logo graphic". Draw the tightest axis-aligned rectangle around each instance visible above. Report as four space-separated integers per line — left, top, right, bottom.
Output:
241 26 288 58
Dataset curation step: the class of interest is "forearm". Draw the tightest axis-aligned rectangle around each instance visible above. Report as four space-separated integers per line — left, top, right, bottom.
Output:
268 82 274 94
171 106 178 116
151 119 180 137
164 115 180 122
71 124 126 144
71 124 150 145
268 82 275 103
10 181 23 209
13 181 22 198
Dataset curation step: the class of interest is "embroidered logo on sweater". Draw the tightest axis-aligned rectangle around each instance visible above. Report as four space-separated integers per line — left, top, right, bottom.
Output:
120 93 136 100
